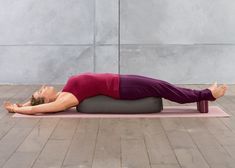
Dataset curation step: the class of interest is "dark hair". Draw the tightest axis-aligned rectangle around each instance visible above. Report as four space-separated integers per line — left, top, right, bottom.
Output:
30 95 45 106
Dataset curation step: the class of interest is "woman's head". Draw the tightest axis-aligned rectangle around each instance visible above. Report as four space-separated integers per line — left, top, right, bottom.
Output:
30 85 58 106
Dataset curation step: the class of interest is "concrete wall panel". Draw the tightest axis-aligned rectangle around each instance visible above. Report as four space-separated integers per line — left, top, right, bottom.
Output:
0 46 94 84
120 45 235 84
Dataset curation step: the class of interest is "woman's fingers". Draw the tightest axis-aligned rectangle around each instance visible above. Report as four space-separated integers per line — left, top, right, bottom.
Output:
3 101 16 113
3 101 10 107
5 103 12 109
4 101 12 107
5 105 12 112
8 105 15 113
10 104 18 113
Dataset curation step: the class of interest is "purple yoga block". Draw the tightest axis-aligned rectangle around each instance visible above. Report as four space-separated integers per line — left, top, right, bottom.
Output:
197 100 208 113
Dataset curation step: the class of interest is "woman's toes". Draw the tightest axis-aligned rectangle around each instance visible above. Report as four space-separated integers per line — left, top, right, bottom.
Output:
221 85 228 92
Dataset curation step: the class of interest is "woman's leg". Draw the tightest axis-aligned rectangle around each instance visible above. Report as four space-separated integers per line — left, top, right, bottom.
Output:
119 74 216 104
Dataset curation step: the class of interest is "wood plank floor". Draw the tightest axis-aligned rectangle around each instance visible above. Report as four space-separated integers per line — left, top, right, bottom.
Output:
0 84 235 168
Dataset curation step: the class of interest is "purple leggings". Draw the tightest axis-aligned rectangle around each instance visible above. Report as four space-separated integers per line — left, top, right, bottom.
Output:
119 74 216 104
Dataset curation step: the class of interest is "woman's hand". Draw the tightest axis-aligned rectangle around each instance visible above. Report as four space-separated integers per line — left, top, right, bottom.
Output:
3 101 19 113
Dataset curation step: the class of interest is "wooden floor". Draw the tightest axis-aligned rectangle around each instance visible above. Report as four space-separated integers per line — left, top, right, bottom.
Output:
0 84 235 168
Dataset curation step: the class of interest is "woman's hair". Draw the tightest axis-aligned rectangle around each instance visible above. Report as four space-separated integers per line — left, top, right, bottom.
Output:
30 95 45 106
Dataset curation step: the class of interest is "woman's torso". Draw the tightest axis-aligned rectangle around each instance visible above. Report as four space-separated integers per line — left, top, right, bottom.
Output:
60 72 120 104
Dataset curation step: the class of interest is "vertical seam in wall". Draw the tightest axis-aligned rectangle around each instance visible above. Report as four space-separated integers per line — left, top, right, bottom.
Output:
93 0 96 72
118 0 121 74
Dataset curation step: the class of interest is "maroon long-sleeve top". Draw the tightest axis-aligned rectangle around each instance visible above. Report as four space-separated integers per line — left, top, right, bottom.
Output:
61 72 120 103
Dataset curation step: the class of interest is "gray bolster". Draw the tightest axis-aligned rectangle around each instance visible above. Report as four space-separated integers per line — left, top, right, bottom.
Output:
76 95 163 114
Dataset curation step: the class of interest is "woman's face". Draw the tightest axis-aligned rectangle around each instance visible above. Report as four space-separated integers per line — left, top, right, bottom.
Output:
33 85 57 103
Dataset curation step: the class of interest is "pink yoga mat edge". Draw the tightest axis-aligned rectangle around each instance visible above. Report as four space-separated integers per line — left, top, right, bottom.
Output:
12 106 230 118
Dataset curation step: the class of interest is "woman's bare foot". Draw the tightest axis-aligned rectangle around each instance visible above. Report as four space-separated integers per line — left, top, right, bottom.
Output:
208 82 228 99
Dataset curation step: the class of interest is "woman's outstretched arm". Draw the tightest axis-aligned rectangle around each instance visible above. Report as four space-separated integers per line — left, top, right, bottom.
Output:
21 101 67 114
4 100 69 115
4 92 79 115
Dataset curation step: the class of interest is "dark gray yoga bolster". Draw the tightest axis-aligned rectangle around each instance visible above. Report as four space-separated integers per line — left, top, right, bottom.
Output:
76 95 163 114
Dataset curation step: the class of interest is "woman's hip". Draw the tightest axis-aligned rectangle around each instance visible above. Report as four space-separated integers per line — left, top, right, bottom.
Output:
119 74 161 99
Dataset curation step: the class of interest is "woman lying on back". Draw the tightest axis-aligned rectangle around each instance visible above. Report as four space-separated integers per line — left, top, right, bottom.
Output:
4 72 227 115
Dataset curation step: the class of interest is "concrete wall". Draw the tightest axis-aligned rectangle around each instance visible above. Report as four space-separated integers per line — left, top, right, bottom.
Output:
0 0 234 84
